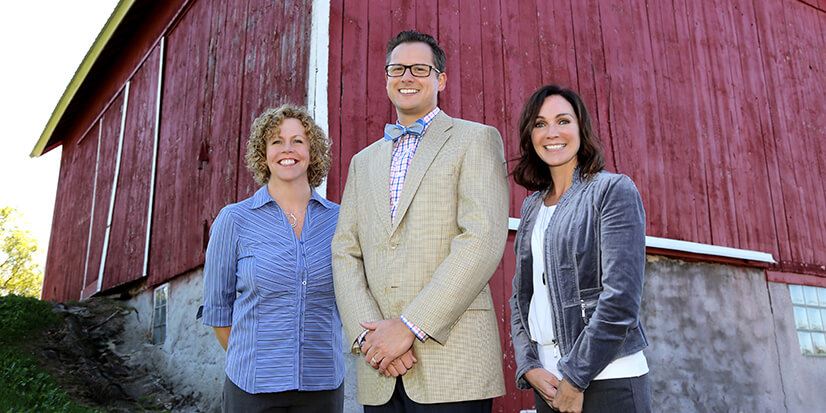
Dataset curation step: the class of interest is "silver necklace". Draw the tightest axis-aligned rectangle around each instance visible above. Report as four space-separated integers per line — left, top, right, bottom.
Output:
286 212 298 228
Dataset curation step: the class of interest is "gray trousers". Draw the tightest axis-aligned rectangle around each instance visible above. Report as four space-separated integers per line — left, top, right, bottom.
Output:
222 376 344 413
534 374 651 413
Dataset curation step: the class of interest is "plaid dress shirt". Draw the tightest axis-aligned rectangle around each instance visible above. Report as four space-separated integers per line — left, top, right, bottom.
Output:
389 107 441 220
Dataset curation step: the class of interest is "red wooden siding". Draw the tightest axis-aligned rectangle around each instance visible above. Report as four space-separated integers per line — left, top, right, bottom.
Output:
148 0 313 285
327 0 826 273
102 47 161 290
83 92 124 293
42 127 98 301
149 0 226 284
45 0 314 299
236 0 314 198
327 1 825 410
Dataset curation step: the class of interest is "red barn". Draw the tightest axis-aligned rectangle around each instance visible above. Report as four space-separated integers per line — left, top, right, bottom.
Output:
33 0 826 411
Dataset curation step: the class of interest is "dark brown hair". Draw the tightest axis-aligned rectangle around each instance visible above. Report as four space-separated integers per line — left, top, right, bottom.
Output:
386 30 446 72
511 84 605 192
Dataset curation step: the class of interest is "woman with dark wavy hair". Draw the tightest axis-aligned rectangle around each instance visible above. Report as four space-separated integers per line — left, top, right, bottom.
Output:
202 104 344 412
510 85 651 413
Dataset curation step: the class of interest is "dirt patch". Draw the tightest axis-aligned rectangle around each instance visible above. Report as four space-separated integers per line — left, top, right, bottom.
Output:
32 298 199 412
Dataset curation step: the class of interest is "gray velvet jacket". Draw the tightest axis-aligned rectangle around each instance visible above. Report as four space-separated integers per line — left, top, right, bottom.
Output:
509 170 649 391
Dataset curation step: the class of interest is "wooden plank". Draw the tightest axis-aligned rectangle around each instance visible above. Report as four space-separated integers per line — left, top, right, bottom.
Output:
688 0 741 248
85 92 124 290
724 0 780 257
754 0 812 266
766 271 826 289
457 0 483 123
204 0 245 233
597 0 656 232
538 0 577 89
103 46 161 290
643 0 709 244
365 0 393 146
784 3 826 266
499 0 541 216
42 126 98 301
336 0 370 192
478 0 510 213
149 0 215 283
671 0 718 245
437 0 462 116
326 0 344 201
414 0 438 37
390 0 416 30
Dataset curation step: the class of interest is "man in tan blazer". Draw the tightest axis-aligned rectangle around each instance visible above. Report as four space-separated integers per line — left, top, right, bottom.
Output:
332 30 508 412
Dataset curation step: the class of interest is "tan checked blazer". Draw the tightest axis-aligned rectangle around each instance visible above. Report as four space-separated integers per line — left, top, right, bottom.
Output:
332 111 509 405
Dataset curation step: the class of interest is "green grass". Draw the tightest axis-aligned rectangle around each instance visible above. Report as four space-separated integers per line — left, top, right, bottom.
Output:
0 294 98 412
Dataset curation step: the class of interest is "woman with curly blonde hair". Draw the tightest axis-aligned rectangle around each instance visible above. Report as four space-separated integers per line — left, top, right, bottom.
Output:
202 104 344 412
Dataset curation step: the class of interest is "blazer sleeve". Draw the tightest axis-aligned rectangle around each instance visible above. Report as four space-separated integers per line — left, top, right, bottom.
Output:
332 157 385 350
402 125 509 344
557 175 647 390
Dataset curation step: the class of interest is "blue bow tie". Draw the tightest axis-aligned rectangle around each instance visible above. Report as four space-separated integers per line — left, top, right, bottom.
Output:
383 121 425 142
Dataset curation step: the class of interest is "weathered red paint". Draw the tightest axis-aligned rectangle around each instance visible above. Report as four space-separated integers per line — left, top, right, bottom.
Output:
767 271 826 289
83 91 124 293
147 0 313 286
45 0 314 298
102 46 161 291
42 126 98 301
327 0 826 265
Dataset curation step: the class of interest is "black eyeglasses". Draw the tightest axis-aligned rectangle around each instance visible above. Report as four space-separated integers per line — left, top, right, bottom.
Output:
385 64 441 77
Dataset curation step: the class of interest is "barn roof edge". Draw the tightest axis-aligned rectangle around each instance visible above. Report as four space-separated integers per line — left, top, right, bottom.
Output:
30 0 136 157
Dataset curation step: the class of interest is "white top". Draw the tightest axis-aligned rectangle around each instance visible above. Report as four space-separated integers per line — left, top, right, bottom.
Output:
528 203 648 381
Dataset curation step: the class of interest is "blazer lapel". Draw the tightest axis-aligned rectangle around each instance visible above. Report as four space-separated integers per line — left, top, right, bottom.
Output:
369 139 394 235
391 112 453 233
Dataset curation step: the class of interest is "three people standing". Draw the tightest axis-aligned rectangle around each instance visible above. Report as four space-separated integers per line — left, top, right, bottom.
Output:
203 29 650 413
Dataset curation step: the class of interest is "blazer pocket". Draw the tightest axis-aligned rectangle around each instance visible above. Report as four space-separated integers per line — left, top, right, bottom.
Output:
467 287 493 310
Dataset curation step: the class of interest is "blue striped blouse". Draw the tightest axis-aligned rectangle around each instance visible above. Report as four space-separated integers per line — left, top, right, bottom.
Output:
202 186 344 394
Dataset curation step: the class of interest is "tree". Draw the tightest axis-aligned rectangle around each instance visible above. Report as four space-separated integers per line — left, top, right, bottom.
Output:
0 207 43 297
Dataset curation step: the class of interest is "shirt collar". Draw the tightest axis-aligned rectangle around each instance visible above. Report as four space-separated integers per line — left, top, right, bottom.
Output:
395 107 441 132
249 186 274 209
248 185 335 210
309 189 336 210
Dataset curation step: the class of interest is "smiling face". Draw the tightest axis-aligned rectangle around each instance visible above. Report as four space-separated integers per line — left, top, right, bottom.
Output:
266 117 310 186
386 42 446 125
531 95 581 175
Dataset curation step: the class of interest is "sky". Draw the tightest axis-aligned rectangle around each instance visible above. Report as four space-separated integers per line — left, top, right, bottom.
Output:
0 1 119 266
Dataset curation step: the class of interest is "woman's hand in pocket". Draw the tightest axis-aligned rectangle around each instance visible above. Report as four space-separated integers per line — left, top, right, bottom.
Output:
525 368 559 406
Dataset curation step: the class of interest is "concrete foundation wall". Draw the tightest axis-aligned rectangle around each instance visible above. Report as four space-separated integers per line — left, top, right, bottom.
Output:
767 282 826 412
642 256 826 412
117 269 361 413
112 257 825 412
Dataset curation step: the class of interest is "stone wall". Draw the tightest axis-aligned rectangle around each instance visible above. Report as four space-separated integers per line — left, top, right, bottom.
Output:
118 269 361 413
113 257 826 412
642 256 826 412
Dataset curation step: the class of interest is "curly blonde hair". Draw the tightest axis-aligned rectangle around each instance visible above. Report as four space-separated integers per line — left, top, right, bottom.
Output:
245 104 332 187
